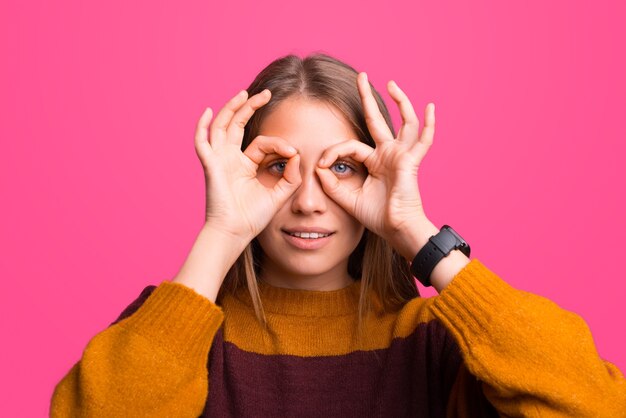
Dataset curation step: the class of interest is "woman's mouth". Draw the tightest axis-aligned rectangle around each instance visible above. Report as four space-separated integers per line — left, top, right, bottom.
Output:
281 229 335 250
286 231 331 239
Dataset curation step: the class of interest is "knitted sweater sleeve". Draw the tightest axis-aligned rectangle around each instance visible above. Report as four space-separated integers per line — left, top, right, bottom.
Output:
429 258 626 417
50 282 224 417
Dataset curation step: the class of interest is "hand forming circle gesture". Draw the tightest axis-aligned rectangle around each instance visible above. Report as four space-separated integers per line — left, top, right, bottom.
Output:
315 72 435 252
195 89 302 241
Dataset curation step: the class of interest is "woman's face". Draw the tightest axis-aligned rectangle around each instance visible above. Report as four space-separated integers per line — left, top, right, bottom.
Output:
254 96 367 290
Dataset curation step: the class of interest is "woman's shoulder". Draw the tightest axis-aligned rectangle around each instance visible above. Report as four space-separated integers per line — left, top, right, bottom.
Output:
377 294 443 341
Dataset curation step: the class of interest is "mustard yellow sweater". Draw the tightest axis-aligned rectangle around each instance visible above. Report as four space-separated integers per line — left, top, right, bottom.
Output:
51 259 626 417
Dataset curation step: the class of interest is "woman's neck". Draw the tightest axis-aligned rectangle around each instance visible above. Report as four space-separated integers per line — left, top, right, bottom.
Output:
258 261 355 291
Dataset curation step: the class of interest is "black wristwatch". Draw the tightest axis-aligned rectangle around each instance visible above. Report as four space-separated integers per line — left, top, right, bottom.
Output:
410 225 471 287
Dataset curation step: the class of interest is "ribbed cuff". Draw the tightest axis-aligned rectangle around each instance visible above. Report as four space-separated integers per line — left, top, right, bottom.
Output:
116 281 224 367
429 258 521 352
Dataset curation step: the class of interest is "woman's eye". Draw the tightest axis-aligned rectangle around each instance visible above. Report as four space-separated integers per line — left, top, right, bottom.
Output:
268 160 287 175
330 161 355 176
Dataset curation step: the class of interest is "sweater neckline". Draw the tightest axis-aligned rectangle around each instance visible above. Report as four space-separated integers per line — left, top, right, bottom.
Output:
234 279 363 316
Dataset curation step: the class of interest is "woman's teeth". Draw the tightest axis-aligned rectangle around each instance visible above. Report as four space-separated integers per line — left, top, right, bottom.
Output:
289 232 330 239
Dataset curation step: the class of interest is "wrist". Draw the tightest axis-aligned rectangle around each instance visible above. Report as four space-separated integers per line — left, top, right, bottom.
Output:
394 220 472 293
202 223 254 245
393 218 441 262
202 218 257 244
429 249 471 293
172 225 249 302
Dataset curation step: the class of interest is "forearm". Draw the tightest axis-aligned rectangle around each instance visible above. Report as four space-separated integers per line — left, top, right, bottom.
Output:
51 282 224 416
394 219 471 293
431 259 626 416
172 225 249 302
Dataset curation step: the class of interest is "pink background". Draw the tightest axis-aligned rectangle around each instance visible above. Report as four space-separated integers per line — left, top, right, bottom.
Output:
1 0 625 415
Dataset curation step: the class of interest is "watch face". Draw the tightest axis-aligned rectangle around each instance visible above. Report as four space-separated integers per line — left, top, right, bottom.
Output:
443 225 471 256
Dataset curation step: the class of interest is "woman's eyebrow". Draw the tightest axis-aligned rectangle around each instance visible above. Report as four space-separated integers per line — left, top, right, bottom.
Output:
325 155 364 166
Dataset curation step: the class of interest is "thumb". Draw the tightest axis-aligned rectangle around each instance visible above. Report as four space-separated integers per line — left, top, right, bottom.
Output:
270 154 302 208
315 167 358 215
194 107 214 169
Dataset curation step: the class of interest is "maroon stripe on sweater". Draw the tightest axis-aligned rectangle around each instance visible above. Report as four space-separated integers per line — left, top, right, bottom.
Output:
202 320 492 417
112 285 497 417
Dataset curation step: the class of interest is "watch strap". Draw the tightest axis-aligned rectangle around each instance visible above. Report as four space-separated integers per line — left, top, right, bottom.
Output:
410 225 470 287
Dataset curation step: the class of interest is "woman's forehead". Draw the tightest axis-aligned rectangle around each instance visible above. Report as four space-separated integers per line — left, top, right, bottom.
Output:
258 97 358 151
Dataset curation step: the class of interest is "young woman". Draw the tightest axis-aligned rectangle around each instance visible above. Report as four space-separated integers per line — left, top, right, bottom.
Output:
51 53 626 417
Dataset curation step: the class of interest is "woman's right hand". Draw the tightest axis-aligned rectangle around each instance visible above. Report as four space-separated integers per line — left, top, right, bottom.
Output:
194 89 302 243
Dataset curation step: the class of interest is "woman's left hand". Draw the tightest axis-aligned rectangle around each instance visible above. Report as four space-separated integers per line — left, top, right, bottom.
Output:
315 72 436 260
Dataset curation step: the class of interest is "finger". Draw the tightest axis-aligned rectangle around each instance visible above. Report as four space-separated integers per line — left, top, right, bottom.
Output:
226 89 272 146
270 154 302 207
243 135 297 165
409 103 436 161
317 139 374 168
387 80 419 145
194 107 214 167
209 90 249 147
357 72 394 143
315 167 358 215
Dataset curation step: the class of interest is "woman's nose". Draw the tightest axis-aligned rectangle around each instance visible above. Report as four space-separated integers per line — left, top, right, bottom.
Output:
290 172 328 215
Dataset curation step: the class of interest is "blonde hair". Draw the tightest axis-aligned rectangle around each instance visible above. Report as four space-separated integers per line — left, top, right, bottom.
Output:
216 52 419 344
